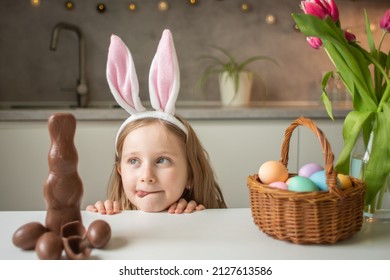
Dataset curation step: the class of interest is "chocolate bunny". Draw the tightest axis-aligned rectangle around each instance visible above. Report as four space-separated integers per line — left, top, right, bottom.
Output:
44 113 83 234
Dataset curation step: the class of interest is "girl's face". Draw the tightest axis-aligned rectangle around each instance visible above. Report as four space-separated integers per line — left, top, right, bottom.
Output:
118 122 189 212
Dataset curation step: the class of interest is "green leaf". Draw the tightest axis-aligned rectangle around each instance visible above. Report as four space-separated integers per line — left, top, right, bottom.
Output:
364 106 390 204
237 56 279 72
292 14 346 42
364 10 376 54
335 109 390 204
320 71 334 120
324 42 377 109
335 110 373 174
352 43 390 103
209 45 236 65
379 83 390 111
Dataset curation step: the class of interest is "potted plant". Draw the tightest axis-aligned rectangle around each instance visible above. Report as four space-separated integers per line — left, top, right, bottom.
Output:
197 46 278 106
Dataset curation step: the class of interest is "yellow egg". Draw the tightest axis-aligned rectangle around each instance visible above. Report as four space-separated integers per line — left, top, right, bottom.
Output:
258 160 288 184
338 173 352 189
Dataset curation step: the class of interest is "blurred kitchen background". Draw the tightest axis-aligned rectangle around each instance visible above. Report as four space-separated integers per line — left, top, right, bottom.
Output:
1 0 389 107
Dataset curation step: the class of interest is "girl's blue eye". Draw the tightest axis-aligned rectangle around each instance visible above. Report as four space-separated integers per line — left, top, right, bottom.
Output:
157 157 170 164
129 158 138 165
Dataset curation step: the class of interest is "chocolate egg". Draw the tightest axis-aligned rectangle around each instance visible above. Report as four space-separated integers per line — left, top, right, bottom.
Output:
12 222 47 250
63 236 92 260
86 220 111 248
35 231 63 260
61 220 86 238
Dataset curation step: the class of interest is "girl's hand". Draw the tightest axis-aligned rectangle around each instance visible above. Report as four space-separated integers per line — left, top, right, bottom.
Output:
167 198 205 214
86 200 121 215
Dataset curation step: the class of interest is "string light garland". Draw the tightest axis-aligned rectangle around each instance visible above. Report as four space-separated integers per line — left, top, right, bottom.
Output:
188 0 199 6
30 0 40 7
240 2 252 13
65 1 74 11
128 2 137 12
55 1 279 16
265 14 276 25
96 3 106 13
158 1 169 11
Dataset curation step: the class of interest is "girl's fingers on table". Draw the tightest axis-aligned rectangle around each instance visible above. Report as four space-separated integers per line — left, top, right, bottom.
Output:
175 198 188 214
168 203 178 214
113 200 121 214
184 200 197 213
95 200 107 214
86 205 98 212
104 200 114 214
196 204 205 211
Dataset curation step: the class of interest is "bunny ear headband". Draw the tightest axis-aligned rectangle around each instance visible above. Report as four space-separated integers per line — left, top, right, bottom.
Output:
106 29 188 153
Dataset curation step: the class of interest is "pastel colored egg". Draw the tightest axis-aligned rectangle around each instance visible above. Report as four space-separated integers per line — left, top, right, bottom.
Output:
309 170 328 191
310 170 341 191
258 160 288 184
269 181 288 190
338 173 352 189
298 163 324 177
288 176 319 192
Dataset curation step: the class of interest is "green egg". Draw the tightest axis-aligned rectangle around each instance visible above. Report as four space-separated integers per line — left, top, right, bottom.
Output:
288 176 320 192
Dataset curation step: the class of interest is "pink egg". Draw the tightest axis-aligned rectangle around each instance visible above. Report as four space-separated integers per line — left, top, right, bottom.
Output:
298 163 324 177
269 181 288 190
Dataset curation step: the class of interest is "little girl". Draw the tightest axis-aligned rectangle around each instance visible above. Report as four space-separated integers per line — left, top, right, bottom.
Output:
86 30 226 214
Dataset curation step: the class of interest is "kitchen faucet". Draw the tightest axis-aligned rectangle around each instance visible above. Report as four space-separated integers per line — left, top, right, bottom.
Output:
50 22 88 107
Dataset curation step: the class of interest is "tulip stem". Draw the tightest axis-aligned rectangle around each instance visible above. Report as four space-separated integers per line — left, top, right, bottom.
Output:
377 31 387 54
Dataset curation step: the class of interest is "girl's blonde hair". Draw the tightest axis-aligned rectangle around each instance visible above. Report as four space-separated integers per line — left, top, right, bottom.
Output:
107 116 227 210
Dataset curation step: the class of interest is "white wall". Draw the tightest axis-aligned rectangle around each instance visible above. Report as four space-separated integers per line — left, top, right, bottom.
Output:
0 119 343 211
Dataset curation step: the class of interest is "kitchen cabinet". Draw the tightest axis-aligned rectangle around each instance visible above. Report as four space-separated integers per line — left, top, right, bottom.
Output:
0 118 344 211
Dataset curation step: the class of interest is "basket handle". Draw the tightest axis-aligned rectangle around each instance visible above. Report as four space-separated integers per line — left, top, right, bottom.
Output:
280 116 343 197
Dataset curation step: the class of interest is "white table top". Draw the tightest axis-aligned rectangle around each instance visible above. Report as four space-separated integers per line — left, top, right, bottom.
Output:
1 208 389 260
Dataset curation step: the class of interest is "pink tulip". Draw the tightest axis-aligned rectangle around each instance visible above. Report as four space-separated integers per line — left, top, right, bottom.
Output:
344 30 356 42
380 9 390 32
301 0 339 22
306 36 323 49
326 0 339 22
301 1 327 19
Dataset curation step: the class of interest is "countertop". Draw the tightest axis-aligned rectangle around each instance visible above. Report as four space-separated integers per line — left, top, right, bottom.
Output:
0 101 352 121
1 208 389 260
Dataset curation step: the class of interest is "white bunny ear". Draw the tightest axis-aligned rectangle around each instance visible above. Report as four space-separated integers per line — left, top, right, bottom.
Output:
107 35 145 114
148 29 180 115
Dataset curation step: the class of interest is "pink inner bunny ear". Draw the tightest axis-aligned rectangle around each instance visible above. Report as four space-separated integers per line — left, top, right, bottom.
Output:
107 35 145 114
149 29 180 115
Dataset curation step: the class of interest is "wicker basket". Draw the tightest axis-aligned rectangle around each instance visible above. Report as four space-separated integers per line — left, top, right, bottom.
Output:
247 116 366 244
